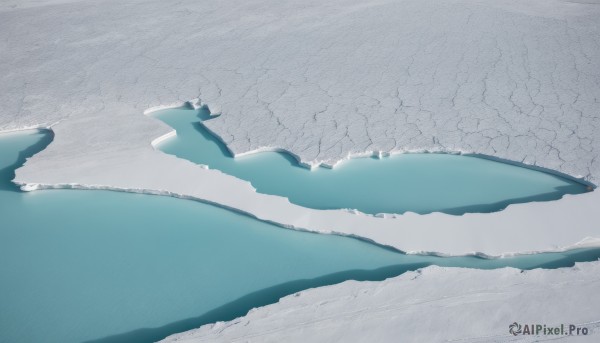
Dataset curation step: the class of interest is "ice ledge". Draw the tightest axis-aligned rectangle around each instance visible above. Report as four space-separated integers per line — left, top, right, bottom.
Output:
147 100 597 187
13 141 600 257
17 180 600 258
6 99 600 257
4 0 600 257
160 261 600 342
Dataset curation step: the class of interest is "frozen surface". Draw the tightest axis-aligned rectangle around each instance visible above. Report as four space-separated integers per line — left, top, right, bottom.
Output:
2 0 600 180
3 1 600 340
162 261 600 342
152 107 590 216
1 0 600 255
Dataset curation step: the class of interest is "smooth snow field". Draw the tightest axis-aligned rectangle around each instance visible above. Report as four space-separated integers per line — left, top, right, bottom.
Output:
153 107 588 215
1 130 600 343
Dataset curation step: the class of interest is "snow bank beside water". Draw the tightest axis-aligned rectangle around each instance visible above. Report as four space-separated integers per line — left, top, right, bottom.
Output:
2 0 600 340
2 0 600 179
1 0 599 256
14 146 600 257
162 261 600 342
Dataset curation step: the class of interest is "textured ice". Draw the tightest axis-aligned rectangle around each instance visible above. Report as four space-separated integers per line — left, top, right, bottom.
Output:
3 1 600 341
162 261 600 342
2 0 600 181
1 0 600 256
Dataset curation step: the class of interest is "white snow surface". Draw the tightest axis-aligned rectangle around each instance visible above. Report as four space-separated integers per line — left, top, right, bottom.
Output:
162 262 600 342
4 2 600 341
2 0 600 256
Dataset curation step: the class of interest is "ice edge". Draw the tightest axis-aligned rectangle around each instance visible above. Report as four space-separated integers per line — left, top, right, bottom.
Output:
15 181 600 259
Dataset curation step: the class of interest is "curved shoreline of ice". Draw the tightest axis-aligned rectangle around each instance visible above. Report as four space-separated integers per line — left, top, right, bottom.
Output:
6 121 598 258
161 261 600 342
228 144 597 186
7 108 600 257
2 0 600 340
15 181 600 259
6 100 600 258
146 101 597 189
13 165 600 258
3 0 599 257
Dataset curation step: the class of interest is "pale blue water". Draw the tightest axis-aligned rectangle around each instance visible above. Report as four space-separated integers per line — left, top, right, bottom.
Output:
1 131 599 343
152 106 589 215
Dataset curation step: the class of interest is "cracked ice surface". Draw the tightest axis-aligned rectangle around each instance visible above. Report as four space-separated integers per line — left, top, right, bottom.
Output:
2 0 600 256
2 0 600 182
200 0 600 182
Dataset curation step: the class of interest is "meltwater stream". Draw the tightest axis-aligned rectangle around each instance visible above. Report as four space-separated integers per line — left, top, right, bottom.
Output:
151 107 589 215
1 130 599 343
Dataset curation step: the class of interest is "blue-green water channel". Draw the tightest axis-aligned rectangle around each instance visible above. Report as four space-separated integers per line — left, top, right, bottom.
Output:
1 130 599 343
152 106 589 215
